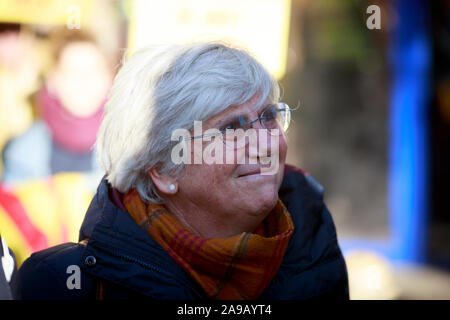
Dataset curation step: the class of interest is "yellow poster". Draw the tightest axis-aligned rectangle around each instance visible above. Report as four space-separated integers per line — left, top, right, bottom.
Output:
129 0 291 79
0 0 92 26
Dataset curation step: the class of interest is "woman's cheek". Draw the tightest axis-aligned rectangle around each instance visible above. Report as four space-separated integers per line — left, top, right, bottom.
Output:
279 133 288 162
277 135 288 185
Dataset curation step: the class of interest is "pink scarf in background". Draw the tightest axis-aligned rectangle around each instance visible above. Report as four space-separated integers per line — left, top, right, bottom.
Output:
38 86 104 154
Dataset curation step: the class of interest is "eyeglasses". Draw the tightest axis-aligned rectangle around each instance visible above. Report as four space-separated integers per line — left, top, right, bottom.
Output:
188 102 291 149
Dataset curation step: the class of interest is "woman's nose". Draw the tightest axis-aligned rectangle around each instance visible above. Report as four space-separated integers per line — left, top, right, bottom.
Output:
247 126 274 162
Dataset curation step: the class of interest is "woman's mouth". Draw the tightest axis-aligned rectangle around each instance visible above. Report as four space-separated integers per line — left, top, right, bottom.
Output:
237 168 262 178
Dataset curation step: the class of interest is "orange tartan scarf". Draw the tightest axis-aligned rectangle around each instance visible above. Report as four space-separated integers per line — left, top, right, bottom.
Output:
123 190 294 300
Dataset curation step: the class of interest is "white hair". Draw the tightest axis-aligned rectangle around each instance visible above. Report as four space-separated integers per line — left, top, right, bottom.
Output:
96 42 280 203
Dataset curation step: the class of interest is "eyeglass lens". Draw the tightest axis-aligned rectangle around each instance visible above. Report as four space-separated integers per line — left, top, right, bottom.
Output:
219 103 290 149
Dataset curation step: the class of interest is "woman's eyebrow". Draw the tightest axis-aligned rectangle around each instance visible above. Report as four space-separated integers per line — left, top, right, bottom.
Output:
258 103 271 113
209 102 271 129
213 114 242 129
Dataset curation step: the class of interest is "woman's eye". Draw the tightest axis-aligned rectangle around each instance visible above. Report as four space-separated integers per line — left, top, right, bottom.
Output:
221 122 240 131
221 116 245 131
261 106 277 120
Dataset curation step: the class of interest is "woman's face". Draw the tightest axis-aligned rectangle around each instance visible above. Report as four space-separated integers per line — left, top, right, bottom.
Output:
168 94 288 238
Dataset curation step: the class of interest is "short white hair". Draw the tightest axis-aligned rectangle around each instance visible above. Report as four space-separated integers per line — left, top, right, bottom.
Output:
96 42 280 203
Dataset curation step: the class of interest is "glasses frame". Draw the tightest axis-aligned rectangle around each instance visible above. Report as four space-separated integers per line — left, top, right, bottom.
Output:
188 102 291 142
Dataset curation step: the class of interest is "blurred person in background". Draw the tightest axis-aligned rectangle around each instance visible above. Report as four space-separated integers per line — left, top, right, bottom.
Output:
0 23 39 174
0 29 113 266
1 29 112 185
17 42 348 300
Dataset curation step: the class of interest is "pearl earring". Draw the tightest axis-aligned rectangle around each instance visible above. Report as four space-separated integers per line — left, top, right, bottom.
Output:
169 184 176 192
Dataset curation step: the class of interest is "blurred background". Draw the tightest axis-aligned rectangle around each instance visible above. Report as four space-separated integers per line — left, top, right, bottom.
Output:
0 0 449 299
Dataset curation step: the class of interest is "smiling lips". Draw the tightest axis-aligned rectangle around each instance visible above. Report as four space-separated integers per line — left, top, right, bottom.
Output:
237 168 262 177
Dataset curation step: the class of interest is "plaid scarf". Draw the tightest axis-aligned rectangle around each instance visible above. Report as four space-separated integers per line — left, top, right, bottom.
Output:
123 190 294 300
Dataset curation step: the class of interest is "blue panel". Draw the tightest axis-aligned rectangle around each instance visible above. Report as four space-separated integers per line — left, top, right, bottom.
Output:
340 0 431 264
388 0 431 262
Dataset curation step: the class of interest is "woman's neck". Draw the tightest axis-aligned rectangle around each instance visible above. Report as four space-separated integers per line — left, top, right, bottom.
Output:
162 196 270 238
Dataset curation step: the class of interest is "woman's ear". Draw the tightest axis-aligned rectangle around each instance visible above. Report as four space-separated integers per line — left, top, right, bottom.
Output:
148 167 178 194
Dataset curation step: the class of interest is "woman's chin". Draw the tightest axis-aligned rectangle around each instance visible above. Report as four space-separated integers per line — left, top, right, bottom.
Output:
243 187 279 218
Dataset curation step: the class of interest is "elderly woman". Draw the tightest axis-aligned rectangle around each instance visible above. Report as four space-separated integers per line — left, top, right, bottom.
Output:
17 42 348 300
